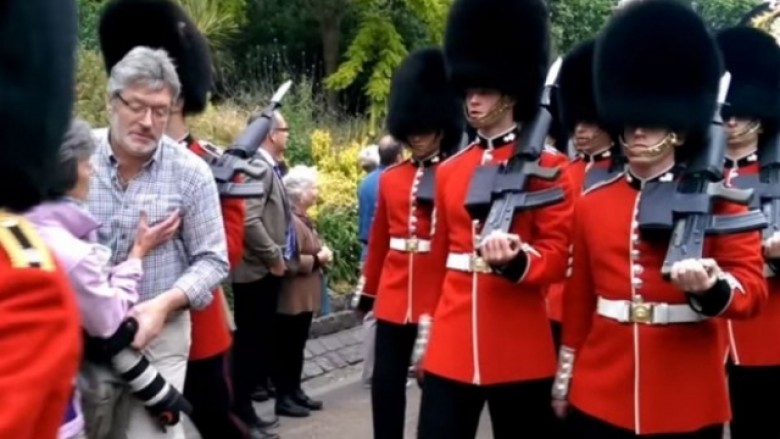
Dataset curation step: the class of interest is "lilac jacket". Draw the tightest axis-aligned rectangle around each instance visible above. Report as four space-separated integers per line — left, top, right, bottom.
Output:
26 199 142 439
26 199 142 337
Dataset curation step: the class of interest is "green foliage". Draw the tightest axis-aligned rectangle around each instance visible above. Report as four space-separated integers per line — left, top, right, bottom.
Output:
75 49 109 127
78 0 109 50
315 206 361 292
325 0 451 129
174 0 247 49
549 0 614 55
690 0 761 30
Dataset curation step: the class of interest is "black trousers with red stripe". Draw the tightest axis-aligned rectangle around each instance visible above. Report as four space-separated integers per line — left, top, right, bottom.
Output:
185 353 250 439
727 362 780 439
566 408 723 438
371 320 418 439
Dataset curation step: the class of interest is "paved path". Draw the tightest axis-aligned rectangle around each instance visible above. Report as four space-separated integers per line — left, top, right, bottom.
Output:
185 366 493 438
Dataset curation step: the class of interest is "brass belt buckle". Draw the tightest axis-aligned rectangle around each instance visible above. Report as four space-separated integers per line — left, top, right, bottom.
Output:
406 238 419 252
630 299 654 324
470 255 492 274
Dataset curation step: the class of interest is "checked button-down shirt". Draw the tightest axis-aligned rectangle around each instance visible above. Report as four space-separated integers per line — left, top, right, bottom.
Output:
87 128 229 310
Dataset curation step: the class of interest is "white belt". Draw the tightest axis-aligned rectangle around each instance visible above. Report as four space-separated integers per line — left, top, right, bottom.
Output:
389 237 431 253
597 297 705 325
446 252 493 274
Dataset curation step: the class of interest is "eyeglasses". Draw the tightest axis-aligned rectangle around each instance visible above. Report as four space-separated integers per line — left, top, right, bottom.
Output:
275 127 290 133
114 93 171 120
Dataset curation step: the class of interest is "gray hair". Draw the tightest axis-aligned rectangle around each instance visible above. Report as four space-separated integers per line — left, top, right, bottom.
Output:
45 118 96 200
283 165 318 205
107 46 181 100
358 145 380 171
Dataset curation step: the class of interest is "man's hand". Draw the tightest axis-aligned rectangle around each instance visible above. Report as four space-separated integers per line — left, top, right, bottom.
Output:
479 231 521 266
764 231 780 259
129 289 188 349
670 258 720 294
270 258 286 276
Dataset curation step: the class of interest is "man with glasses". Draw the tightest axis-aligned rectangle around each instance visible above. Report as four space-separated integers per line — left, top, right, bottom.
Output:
87 46 229 439
232 110 302 423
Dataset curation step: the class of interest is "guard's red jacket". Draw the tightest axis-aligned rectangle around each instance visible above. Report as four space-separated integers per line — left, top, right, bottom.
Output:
186 137 245 360
722 154 780 366
558 168 767 435
422 131 575 385
0 211 82 439
359 156 447 324
546 149 614 322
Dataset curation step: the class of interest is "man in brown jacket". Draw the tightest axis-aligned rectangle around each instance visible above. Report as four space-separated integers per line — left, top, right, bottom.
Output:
231 110 296 432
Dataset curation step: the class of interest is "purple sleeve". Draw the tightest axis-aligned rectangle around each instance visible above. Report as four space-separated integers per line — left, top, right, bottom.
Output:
70 244 142 338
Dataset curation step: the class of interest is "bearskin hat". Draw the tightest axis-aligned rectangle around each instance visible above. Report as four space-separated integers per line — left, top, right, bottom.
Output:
98 0 213 115
717 27 780 127
594 0 722 136
0 0 77 211
386 48 464 157
443 0 550 121
558 39 600 136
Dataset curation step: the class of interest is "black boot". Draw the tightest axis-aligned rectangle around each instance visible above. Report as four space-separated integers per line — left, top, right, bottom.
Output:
251 386 270 402
248 426 280 439
275 395 310 418
292 389 323 411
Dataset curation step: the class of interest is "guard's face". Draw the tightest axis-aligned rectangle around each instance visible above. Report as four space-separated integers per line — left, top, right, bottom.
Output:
108 83 173 158
725 117 760 148
407 131 441 159
465 88 503 119
573 122 612 154
622 126 676 166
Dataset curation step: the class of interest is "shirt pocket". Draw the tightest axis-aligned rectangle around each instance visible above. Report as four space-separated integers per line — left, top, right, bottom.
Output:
141 193 183 226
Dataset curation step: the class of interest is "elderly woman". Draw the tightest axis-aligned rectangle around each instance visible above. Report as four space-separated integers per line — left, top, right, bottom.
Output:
272 165 332 418
25 119 181 439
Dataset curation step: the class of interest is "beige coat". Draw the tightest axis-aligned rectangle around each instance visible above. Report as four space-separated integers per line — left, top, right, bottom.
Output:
277 213 323 315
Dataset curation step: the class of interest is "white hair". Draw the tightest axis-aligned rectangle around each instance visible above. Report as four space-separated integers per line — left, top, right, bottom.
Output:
283 165 318 204
107 46 181 100
358 144 380 168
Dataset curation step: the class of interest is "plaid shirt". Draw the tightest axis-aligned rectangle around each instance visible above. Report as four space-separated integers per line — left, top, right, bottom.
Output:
87 128 229 310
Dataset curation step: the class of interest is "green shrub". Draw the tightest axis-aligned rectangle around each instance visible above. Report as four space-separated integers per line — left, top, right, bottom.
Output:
316 206 361 294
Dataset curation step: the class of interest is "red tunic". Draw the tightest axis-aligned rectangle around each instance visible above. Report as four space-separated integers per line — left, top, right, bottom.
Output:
422 135 575 386
546 150 614 322
722 155 780 366
361 157 447 324
0 211 82 439
559 169 767 434
186 138 245 360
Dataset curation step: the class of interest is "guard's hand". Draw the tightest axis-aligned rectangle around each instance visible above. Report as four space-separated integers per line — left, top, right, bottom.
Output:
670 258 719 294
552 399 568 419
479 231 521 266
764 231 780 259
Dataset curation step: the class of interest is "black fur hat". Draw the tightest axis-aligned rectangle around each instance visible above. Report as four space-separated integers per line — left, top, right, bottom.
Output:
558 39 600 136
443 0 550 121
386 47 464 157
99 0 213 115
717 27 780 126
594 0 722 135
0 0 77 211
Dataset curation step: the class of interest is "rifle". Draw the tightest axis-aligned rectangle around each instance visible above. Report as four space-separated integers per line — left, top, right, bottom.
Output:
197 80 293 198
464 58 566 243
635 72 768 278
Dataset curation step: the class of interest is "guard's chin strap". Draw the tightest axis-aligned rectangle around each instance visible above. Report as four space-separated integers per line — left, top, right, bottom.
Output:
728 120 762 145
465 95 515 130
619 131 683 158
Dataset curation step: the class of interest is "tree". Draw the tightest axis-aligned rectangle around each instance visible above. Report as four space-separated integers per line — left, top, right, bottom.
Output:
325 0 451 131
549 0 614 55
690 0 762 30
174 0 247 50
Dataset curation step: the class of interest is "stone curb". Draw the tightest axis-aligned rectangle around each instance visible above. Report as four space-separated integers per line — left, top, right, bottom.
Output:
303 296 364 383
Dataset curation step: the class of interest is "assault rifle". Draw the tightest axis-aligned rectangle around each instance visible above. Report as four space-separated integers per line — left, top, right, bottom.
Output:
464 58 566 243
635 72 768 278
197 80 293 198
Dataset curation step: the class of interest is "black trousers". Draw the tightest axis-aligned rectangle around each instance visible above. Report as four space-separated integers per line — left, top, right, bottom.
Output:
566 408 723 438
417 373 559 439
185 353 250 439
728 362 780 439
371 320 418 439
231 275 282 422
271 312 313 397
